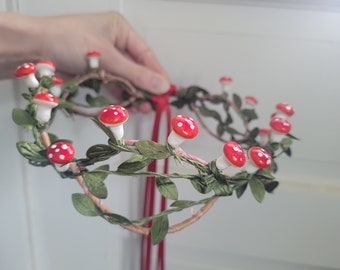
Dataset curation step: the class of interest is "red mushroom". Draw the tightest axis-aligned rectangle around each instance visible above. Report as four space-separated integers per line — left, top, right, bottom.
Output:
216 141 246 170
257 128 271 146
51 77 64 97
244 96 258 107
86 51 101 69
246 146 272 173
167 115 199 148
98 105 129 140
47 141 75 172
33 93 59 123
275 103 295 119
14 63 39 88
36 60 56 78
269 117 292 142
219 76 233 93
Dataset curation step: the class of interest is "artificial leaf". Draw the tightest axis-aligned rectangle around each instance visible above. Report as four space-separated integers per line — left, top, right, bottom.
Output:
224 126 243 136
190 175 215 194
71 193 101 216
249 178 265 203
264 181 279 193
16 141 49 163
235 183 248 198
170 200 197 208
256 169 275 180
241 109 258 122
280 138 293 151
83 171 108 199
213 181 232 196
198 103 221 121
86 94 111 107
12 109 35 129
86 144 119 162
80 78 102 93
156 176 178 200
150 215 169 245
39 76 54 88
102 213 132 225
216 123 224 136
232 93 242 109
91 118 116 142
135 140 172 159
117 154 152 173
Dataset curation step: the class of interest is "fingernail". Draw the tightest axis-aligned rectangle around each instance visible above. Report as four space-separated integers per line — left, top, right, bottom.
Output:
150 75 170 94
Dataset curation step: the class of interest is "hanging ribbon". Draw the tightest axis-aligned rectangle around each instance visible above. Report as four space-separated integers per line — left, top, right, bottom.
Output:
140 85 177 270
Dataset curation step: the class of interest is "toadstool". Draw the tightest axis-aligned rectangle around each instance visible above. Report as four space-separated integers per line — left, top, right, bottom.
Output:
86 51 101 69
51 77 64 97
246 146 272 173
33 93 59 123
167 115 199 148
216 141 246 170
269 117 292 143
14 63 39 88
275 103 295 119
98 105 129 140
36 60 56 78
244 96 258 108
257 128 271 146
47 141 75 172
219 76 233 93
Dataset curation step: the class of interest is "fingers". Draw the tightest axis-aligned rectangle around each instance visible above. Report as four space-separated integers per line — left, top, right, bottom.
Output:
100 46 170 95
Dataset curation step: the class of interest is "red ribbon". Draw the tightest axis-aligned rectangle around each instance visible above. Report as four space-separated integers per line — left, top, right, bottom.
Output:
140 86 177 270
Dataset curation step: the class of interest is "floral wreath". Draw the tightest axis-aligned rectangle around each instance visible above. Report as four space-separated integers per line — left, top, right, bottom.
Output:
12 51 297 247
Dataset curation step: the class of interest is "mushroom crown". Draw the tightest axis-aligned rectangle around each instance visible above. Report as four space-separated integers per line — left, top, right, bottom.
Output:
14 63 37 77
219 76 233 84
258 128 271 135
47 142 75 164
99 105 129 126
52 77 64 85
87 51 101 57
276 103 295 116
37 60 56 69
171 115 199 139
222 141 246 167
245 96 258 105
33 93 58 106
249 147 272 169
270 117 291 134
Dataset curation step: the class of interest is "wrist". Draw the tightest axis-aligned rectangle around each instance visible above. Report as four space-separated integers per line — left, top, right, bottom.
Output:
0 12 43 79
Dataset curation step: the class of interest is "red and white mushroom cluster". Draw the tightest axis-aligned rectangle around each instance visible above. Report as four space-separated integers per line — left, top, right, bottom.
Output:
269 103 294 143
216 141 272 173
47 141 75 172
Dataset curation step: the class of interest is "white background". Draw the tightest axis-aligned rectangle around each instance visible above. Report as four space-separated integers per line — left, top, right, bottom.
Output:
1 0 340 269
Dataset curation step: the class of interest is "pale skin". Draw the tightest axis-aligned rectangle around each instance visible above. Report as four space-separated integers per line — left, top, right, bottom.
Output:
0 11 170 111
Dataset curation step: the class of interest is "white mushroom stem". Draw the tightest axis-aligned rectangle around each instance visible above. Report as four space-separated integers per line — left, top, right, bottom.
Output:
109 124 124 140
35 105 53 123
221 84 231 94
258 134 269 146
88 57 99 69
275 112 289 120
215 155 230 170
50 85 62 97
54 163 71 172
37 67 55 78
23 74 39 88
243 160 259 174
167 131 185 148
270 130 285 143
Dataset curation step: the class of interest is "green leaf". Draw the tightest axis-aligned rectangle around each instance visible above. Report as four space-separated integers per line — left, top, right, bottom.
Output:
232 93 242 109
235 183 248 198
72 193 101 216
216 123 224 136
256 169 275 180
91 118 117 142
12 109 35 129
39 76 54 88
280 138 293 151
16 141 49 163
240 109 258 122
117 154 152 173
82 171 108 199
249 178 265 203
102 213 132 225
224 126 243 136
213 181 232 196
150 215 169 245
264 181 279 193
80 78 102 93
190 175 215 194
198 104 221 121
156 177 178 200
86 94 111 107
170 200 197 208
135 140 172 159
86 144 119 162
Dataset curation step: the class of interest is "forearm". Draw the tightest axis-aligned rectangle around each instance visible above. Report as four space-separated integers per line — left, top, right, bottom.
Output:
0 12 43 79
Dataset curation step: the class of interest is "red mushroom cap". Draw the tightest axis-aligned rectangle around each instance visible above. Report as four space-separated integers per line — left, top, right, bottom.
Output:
99 105 129 126
33 93 58 107
171 115 199 139
86 51 101 57
276 103 295 117
47 142 75 164
14 63 37 78
245 96 258 105
259 128 271 135
37 60 56 69
52 77 64 85
270 117 291 134
222 141 246 167
219 76 233 84
248 147 272 169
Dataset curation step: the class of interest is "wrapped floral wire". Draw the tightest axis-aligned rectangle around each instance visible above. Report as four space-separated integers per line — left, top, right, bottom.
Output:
11 54 298 245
